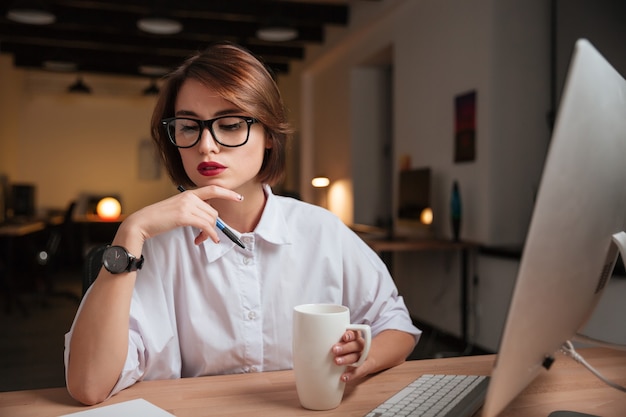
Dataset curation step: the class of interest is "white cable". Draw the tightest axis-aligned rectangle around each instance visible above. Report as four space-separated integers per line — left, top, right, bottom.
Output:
561 340 626 392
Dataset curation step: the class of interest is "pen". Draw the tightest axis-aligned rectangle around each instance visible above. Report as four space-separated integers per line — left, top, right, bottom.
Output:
177 185 246 249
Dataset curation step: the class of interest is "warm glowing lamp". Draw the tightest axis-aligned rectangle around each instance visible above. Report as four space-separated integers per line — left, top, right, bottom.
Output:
311 176 330 188
96 197 122 220
420 207 434 225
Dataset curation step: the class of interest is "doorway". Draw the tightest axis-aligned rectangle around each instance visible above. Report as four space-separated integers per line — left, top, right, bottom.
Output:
350 46 394 235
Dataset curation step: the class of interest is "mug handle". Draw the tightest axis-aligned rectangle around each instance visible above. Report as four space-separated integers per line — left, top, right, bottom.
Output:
345 324 371 367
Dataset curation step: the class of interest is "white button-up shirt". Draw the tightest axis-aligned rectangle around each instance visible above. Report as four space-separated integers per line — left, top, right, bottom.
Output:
64 185 420 396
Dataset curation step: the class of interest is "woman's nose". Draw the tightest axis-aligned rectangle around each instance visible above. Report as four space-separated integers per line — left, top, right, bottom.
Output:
197 127 220 153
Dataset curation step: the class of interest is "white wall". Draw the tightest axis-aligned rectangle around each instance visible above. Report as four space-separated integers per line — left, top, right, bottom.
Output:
0 55 21 178
0 69 175 215
473 255 518 351
351 65 393 227
296 0 549 339
393 0 494 243
489 0 551 244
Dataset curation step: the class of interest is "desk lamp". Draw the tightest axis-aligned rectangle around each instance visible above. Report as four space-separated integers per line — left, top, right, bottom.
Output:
96 197 121 221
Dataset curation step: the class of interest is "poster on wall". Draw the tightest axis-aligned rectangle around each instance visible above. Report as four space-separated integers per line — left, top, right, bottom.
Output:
454 90 476 163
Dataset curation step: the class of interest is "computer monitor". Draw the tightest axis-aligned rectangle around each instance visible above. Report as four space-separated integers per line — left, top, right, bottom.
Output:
482 39 626 417
395 167 432 238
10 183 36 218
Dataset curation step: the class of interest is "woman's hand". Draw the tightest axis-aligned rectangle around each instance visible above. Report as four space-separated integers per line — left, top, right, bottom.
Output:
332 330 372 382
119 185 243 250
332 329 416 384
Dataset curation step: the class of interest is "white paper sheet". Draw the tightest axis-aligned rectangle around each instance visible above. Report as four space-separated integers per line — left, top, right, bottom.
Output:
59 398 175 416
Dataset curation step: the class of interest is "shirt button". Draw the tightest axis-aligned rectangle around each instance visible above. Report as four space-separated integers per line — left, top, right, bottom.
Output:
243 236 253 244
243 257 250 265
250 366 258 373
248 311 257 320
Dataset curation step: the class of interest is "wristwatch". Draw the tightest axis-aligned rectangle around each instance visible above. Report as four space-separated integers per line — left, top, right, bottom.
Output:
102 245 144 274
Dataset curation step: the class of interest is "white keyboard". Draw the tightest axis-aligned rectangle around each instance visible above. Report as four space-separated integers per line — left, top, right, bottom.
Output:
365 374 489 417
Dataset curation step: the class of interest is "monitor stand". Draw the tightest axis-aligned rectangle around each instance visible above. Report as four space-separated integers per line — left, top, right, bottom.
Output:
551 232 626 417
573 231 626 350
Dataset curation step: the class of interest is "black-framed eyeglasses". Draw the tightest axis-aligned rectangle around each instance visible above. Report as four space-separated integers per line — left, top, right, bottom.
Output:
161 116 258 148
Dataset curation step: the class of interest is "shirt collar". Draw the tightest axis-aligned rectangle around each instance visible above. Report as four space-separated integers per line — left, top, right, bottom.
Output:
252 184 292 246
202 184 292 261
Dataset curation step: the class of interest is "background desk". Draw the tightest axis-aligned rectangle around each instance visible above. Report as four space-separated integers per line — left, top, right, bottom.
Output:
0 221 46 237
1 347 624 417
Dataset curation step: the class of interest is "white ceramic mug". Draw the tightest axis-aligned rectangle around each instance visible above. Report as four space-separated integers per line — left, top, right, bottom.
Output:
292 304 372 410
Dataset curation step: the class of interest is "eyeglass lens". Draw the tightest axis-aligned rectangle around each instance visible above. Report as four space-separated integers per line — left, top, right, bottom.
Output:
166 116 252 148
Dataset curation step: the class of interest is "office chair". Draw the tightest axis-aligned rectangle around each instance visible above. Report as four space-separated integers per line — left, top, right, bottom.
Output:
35 201 81 305
82 244 106 296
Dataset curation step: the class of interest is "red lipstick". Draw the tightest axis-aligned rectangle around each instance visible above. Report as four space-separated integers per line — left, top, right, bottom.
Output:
197 161 226 177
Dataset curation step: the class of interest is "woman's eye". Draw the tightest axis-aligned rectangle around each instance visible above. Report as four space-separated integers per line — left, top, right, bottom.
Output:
180 123 199 133
218 121 242 131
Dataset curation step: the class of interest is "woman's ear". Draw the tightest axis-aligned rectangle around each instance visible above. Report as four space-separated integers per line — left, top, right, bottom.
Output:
265 133 273 150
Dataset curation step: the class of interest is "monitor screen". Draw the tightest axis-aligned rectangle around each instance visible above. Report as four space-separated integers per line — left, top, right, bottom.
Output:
482 39 626 417
395 167 432 238
10 183 36 218
397 168 431 221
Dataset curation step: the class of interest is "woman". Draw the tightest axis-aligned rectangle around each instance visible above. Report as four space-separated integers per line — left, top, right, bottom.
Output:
64 41 420 405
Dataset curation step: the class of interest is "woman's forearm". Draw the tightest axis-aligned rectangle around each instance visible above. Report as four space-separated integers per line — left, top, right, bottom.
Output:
66 222 145 405
367 329 417 375
66 270 136 405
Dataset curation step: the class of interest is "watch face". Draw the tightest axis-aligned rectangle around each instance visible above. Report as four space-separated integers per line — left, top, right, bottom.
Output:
103 246 130 273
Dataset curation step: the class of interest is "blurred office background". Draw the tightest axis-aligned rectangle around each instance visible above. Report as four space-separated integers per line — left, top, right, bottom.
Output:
1 0 626 392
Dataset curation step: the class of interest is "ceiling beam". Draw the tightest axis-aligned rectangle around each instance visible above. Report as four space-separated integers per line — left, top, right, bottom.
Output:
0 0 353 77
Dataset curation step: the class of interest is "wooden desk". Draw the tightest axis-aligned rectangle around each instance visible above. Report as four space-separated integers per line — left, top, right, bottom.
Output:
0 220 46 237
1 347 624 417
363 238 480 344
363 238 479 253
73 214 126 223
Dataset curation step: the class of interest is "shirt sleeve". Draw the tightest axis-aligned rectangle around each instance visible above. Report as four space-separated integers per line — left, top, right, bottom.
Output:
101 268 184 397
340 225 421 344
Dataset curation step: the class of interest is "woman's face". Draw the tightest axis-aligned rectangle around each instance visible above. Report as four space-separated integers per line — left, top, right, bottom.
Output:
174 78 270 193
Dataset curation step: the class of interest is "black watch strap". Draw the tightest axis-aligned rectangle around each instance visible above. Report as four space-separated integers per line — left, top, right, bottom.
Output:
128 253 145 272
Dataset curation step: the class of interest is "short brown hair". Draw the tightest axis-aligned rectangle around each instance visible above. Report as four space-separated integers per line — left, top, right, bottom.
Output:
150 42 293 188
